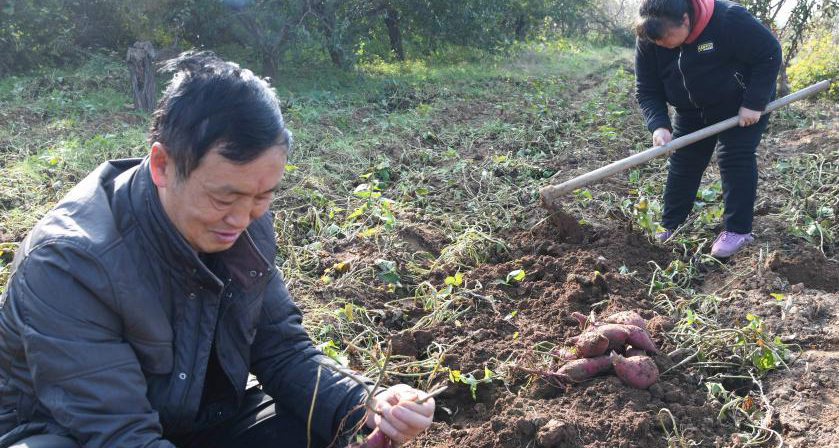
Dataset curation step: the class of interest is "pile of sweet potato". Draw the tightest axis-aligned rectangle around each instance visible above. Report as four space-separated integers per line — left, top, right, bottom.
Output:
551 311 660 389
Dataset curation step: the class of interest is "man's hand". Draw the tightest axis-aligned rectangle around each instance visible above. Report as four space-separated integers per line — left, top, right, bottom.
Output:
366 384 435 445
652 127 672 147
738 107 761 127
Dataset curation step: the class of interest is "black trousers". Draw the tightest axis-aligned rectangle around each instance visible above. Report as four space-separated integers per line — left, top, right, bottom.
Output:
661 107 770 234
171 388 336 448
6 389 340 448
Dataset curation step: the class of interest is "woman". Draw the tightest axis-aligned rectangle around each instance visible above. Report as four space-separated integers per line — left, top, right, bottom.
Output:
634 0 781 257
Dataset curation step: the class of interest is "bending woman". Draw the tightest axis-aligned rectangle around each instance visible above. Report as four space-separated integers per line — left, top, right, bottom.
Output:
634 0 781 257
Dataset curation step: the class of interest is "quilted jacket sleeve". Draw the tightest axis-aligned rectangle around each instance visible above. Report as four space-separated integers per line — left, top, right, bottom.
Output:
249 272 371 444
635 39 672 133
7 242 176 448
727 5 782 111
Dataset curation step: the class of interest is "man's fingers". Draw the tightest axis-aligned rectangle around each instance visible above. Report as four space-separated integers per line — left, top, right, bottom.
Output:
391 403 434 429
397 399 435 417
375 416 409 445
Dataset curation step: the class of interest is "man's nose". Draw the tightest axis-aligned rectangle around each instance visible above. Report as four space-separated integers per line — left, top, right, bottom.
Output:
224 201 252 229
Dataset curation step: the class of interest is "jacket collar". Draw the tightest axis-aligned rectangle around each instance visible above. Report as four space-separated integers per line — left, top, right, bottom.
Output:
685 0 714 44
130 158 271 292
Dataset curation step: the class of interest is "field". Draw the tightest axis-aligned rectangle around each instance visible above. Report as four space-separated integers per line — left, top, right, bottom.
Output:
1 42 837 447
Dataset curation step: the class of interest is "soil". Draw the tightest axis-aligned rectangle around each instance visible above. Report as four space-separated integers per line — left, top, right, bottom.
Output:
402 217 737 448
395 109 839 447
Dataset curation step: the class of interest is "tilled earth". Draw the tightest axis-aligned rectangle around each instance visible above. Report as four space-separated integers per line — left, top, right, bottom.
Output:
400 111 838 447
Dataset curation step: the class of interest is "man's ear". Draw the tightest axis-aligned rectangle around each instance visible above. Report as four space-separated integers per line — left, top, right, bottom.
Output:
149 142 174 189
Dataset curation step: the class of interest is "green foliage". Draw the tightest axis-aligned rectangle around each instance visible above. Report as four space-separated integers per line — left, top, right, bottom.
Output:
787 31 839 100
1 0 605 77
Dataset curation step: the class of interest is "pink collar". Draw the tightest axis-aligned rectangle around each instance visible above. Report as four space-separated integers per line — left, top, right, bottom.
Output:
685 0 714 44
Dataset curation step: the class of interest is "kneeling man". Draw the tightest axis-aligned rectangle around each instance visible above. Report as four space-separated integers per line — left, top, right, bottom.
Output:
0 52 433 448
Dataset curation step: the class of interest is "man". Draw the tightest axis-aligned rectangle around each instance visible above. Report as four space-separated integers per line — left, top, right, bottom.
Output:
0 52 434 447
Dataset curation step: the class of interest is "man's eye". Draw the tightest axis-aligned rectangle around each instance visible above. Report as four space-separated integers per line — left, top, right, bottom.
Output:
214 198 234 206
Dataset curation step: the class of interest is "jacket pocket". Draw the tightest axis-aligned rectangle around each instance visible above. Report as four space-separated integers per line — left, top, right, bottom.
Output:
734 71 747 90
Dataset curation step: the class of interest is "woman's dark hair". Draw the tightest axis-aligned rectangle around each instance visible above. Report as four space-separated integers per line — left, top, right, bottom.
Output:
634 0 694 42
150 51 292 181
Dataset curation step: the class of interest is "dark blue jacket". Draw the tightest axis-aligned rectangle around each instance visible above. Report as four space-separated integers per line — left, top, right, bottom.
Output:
0 158 367 447
635 0 782 132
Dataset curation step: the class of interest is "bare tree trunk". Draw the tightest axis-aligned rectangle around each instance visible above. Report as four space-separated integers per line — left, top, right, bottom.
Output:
778 61 791 97
262 52 279 81
384 6 404 61
126 41 156 113
514 14 527 41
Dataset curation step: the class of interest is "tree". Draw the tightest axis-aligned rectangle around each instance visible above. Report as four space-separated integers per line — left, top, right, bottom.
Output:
224 0 312 80
741 0 839 94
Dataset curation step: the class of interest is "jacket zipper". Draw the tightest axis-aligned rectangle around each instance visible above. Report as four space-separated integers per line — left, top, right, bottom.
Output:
677 48 700 109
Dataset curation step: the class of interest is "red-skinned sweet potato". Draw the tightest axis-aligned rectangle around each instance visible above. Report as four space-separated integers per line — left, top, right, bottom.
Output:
555 355 612 382
552 345 578 361
603 311 646 329
575 331 609 358
611 352 659 389
570 311 590 330
623 324 660 354
593 324 630 351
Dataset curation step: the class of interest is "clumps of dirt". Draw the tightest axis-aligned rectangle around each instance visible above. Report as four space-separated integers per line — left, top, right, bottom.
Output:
404 215 746 447
547 211 585 243
427 373 732 448
768 351 839 446
398 225 449 257
389 330 435 358
764 248 839 292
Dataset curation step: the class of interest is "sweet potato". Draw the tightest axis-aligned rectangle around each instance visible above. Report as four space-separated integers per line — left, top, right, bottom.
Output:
349 429 391 448
570 311 589 329
623 324 660 354
603 311 646 329
552 345 578 361
611 352 659 389
593 324 630 351
575 331 609 358
555 355 612 382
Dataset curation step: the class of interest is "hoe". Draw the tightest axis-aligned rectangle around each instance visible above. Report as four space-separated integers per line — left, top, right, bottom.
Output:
539 80 832 215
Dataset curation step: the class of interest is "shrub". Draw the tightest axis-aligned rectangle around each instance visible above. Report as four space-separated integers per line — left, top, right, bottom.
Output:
787 31 839 100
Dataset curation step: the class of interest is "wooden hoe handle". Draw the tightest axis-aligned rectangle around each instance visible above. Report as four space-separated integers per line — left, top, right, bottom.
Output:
539 80 832 208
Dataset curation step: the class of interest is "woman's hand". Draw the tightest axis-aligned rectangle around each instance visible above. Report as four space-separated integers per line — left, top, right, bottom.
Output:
366 384 435 445
652 127 672 146
738 107 761 126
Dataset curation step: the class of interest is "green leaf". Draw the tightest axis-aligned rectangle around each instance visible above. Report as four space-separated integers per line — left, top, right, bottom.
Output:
346 207 365 221
752 347 777 371
770 293 785 301
444 272 464 286
448 369 461 383
506 269 526 283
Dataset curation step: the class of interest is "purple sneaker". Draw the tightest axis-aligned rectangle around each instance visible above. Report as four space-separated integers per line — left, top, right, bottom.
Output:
711 231 754 257
655 229 674 243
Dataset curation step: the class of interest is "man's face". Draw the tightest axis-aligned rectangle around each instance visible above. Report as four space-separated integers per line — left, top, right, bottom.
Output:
152 143 287 253
654 14 690 49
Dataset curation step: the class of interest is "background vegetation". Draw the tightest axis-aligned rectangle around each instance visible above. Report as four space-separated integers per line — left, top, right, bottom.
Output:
0 1 837 446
